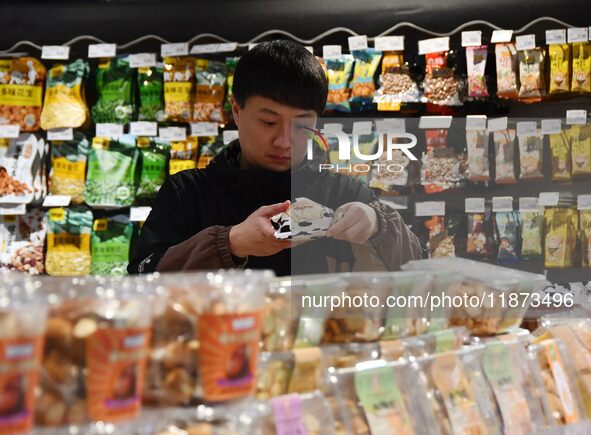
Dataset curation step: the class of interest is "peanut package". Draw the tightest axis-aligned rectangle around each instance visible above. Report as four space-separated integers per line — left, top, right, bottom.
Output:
163 57 194 122
422 52 461 106
192 58 228 124
375 51 419 110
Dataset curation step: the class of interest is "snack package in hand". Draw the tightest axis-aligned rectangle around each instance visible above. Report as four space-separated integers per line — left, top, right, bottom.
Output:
271 197 334 242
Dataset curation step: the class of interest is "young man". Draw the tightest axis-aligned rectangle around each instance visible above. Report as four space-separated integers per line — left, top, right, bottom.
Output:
128 40 421 276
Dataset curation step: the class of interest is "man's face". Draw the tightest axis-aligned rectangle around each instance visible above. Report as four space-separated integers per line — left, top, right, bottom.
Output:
232 95 317 171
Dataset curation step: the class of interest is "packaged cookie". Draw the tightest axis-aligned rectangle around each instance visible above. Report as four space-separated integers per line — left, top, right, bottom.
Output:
349 49 382 111
493 129 517 184
92 56 136 124
49 132 89 204
256 352 294 400
163 57 194 122
325 56 354 112
375 51 420 109
466 129 490 182
0 133 42 205
137 63 165 122
548 44 571 94
0 57 46 131
518 134 544 179
494 211 520 265
549 131 572 182
544 207 578 268
495 43 519 99
0 209 46 275
520 210 544 260
135 137 170 205
568 124 591 176
422 52 461 106
581 210 591 267
36 276 154 430
192 59 228 124
518 48 546 101
466 45 489 98
571 42 591 93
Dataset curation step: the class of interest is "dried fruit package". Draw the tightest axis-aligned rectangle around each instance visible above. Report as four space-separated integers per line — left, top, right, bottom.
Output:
521 209 544 260
550 131 572 182
466 129 490 182
45 207 92 276
136 137 170 205
518 49 546 101
192 59 228 123
375 52 420 110
494 211 520 265
168 137 199 175
349 49 382 111
571 43 591 93
0 57 46 131
581 210 591 267
0 133 41 204
49 132 90 204
495 43 519 99
568 124 591 176
163 57 194 122
92 56 135 124
494 129 517 184
421 129 466 193
422 52 461 106
325 55 354 112
466 45 489 97
518 134 544 179
90 215 133 276
544 207 578 268
0 209 46 274
466 212 496 258
548 44 571 94
40 59 90 130
137 64 165 122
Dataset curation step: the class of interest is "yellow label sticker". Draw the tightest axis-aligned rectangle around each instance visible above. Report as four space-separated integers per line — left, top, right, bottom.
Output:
169 159 196 175
47 233 91 253
377 101 401 111
49 208 66 222
98 59 111 69
93 219 108 232
92 137 110 150
0 139 8 148
0 85 43 107
52 157 86 180
3 215 17 223
164 82 192 102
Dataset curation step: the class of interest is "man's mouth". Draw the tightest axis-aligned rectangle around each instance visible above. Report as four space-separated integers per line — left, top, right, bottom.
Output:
268 155 291 162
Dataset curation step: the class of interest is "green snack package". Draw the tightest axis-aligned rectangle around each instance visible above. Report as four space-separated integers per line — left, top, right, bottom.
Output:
91 215 133 276
49 132 90 204
136 137 170 204
138 64 165 122
92 56 135 124
85 135 139 207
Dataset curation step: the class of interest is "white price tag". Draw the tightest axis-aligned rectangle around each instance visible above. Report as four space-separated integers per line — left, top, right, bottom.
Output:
516 121 538 136
0 204 26 216
96 123 124 138
418 116 452 129
519 197 540 211
516 34 536 51
568 28 589 43
541 119 562 135
465 115 487 131
191 122 219 137
42 195 71 207
322 123 344 133
88 43 117 58
159 127 187 142
375 118 406 133
578 195 591 211
322 45 342 59
190 42 238 54
462 31 482 47
47 128 73 141
130 207 152 222
493 196 513 212
0 125 20 139
129 53 157 68
305 46 314 54
546 29 567 45
41 45 70 60
491 30 513 43
418 37 450 55
487 117 508 132
129 122 158 137
539 192 560 207
352 121 373 136
465 198 486 213
348 35 368 51
566 110 587 125
415 201 445 217
374 36 405 52
161 42 189 57
222 130 239 145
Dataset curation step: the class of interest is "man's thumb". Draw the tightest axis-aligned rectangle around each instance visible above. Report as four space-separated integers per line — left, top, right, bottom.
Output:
260 200 291 217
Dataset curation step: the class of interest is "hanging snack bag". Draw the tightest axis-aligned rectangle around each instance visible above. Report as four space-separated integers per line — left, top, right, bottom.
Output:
0 133 40 205
466 212 495 258
49 132 90 204
548 43 571 94
466 129 490 182
422 52 461 106
92 56 135 124
90 215 133 276
466 45 489 97
550 131 572 182
544 207 578 268
0 209 46 274
521 209 544 260
40 59 90 130
45 207 93 276
568 124 591 176
426 216 456 258
137 63 165 122
163 57 194 122
495 43 519 99
494 211 520 265
421 129 466 193
84 135 139 208
571 42 591 94
494 129 517 184
0 57 46 131
581 210 591 267
325 55 354 112
518 134 544 179
349 49 382 111
518 48 546 101
224 57 239 121
166 137 198 175
136 137 170 204
197 136 225 169
192 59 228 124
375 51 420 109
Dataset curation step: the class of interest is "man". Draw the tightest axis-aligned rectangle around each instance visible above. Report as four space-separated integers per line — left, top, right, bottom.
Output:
128 40 421 276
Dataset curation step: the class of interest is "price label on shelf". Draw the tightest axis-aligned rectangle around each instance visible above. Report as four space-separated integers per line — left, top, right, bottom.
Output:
41 45 70 60
541 119 562 135
519 197 540 211
515 34 536 51
566 110 587 125
191 122 219 137
546 29 567 45
578 195 591 210
322 45 342 59
465 115 487 131
190 42 238 54
42 195 72 208
374 36 404 51
222 130 239 145
161 42 189 57
491 30 513 43
348 35 368 51
516 121 538 136
129 122 158 137
567 27 589 43
419 116 452 129
352 121 373 136
418 37 450 55
487 117 508 132
159 127 187 142
465 198 486 213
96 123 124 138
47 128 73 141
0 204 26 216
492 196 513 212
461 31 482 47
539 192 560 207
375 118 406 133
415 201 445 217
130 207 152 222
88 43 117 58
0 125 20 139
129 53 157 68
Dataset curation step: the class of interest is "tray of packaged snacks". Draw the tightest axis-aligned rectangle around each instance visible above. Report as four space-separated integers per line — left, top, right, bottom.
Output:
379 327 469 362
471 327 533 345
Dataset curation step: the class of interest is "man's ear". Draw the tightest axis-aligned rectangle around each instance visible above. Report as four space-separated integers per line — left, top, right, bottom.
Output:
231 96 241 126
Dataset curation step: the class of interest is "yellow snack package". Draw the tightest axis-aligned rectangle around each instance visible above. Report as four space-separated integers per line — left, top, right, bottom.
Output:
571 43 591 93
548 44 571 94
549 131 572 182
568 124 591 176
40 60 90 130
168 137 198 175
581 210 591 267
163 57 194 122
544 207 578 268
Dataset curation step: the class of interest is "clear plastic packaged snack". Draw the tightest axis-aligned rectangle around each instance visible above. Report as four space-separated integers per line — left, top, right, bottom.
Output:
192 59 228 124
466 45 489 98
256 351 294 400
375 51 420 109
518 134 544 179
262 279 298 352
422 52 461 106
466 129 490 182
518 48 546 101
495 43 519 99
493 129 517 184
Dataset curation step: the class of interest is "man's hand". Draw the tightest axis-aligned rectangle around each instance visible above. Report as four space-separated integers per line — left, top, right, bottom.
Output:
326 202 378 245
229 201 292 257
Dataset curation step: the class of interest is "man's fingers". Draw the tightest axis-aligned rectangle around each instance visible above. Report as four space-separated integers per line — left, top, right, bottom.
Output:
327 211 355 237
259 200 291 217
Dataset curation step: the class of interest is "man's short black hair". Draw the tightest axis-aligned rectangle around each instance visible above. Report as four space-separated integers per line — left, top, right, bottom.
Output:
233 40 328 114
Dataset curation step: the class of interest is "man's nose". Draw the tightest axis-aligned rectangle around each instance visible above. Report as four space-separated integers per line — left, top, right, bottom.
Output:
273 121 292 150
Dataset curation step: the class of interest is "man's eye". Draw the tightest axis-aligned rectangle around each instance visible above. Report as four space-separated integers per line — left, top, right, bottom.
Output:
261 120 276 126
